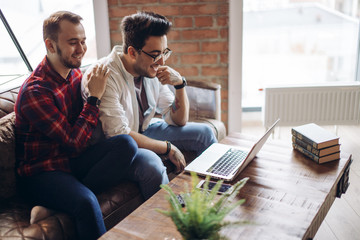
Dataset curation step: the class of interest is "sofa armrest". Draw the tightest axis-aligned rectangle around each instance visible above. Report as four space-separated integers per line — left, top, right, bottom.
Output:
185 80 221 122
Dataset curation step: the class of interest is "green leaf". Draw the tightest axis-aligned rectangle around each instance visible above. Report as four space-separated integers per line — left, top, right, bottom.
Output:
156 172 250 240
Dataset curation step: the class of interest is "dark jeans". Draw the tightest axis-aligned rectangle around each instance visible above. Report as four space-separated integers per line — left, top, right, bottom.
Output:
18 134 137 240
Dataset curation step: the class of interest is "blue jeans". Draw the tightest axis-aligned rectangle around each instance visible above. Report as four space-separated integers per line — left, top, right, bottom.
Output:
126 148 169 200
143 120 218 156
125 121 216 200
18 134 137 240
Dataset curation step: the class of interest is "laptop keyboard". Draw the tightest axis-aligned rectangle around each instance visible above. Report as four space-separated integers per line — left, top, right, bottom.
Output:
206 148 248 176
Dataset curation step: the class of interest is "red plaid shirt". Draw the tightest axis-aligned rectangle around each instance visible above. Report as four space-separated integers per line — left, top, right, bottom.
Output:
15 57 99 176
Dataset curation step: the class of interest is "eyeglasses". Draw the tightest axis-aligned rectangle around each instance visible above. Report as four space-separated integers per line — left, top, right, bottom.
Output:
139 48 172 63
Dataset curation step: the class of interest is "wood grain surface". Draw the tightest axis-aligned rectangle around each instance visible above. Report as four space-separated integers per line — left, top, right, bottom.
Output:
100 133 352 240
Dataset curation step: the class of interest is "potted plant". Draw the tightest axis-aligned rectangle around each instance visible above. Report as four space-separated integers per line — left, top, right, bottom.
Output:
158 172 249 240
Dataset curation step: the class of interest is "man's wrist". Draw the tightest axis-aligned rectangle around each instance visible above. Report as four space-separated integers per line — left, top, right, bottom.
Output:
87 96 101 107
174 77 187 90
163 141 171 155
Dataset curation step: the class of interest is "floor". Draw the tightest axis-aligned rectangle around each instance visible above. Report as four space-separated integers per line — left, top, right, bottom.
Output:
241 112 360 240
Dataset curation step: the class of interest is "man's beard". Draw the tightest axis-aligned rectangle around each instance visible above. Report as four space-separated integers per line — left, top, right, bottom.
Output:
133 57 158 78
133 64 153 78
56 45 81 69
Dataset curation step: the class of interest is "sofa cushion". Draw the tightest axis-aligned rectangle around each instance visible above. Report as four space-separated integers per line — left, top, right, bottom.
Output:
0 112 16 200
97 181 144 229
0 201 76 240
0 88 19 118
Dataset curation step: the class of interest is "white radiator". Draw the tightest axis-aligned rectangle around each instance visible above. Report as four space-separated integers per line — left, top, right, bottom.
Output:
262 82 360 128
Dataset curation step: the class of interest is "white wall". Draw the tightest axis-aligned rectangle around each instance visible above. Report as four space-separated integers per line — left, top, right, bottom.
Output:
229 0 243 132
93 0 111 58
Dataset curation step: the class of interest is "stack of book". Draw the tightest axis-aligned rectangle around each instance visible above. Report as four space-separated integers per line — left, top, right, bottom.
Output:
291 123 340 164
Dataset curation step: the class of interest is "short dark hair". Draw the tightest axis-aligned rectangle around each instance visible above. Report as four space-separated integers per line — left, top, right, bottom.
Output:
43 11 83 42
121 11 172 54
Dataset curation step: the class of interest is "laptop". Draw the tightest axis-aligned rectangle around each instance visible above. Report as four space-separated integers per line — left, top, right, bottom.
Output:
185 119 280 181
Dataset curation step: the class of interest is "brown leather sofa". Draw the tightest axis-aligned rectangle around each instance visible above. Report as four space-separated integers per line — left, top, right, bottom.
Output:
0 79 226 239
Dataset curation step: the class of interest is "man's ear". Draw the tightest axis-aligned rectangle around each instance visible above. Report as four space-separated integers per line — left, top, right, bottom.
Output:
128 46 138 60
45 39 56 54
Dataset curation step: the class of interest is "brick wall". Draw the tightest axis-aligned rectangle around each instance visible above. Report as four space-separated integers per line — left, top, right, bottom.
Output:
107 0 229 129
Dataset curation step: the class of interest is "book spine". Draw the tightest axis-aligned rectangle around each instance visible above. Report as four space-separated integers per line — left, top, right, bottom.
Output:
292 143 320 163
292 136 320 155
291 128 318 148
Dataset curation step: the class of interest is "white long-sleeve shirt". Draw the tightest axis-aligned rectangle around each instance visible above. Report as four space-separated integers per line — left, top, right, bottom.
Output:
82 45 176 138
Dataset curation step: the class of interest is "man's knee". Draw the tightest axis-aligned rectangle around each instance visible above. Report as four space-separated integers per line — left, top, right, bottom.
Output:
203 124 217 140
195 123 217 145
111 134 138 156
148 158 168 181
134 150 168 183
131 149 169 199
73 190 100 215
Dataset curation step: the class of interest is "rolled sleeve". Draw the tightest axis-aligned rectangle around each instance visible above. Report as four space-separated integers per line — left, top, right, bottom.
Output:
99 78 132 137
157 84 176 126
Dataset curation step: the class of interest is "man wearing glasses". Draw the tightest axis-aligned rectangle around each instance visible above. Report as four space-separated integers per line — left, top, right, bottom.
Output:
82 11 217 199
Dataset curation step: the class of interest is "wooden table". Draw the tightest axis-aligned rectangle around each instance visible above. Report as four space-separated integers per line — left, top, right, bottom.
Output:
100 133 352 240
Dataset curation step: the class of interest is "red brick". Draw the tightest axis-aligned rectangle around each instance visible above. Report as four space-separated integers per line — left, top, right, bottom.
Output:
166 55 180 65
174 17 193 28
182 29 218 40
221 112 228 129
109 19 120 31
182 4 218 15
160 0 192 3
174 66 199 77
217 16 228 26
221 88 228 100
221 100 228 109
219 3 229 15
111 40 122 48
169 42 200 53
221 112 228 122
202 41 228 52
199 0 228 2
167 30 181 41
220 29 229 39
119 0 158 4
195 17 213 27
218 79 228 90
142 5 182 16
221 111 228 120
221 101 228 113
109 6 138 18
202 66 228 76
181 54 217 64
220 53 228 64
107 0 118 7
110 32 122 43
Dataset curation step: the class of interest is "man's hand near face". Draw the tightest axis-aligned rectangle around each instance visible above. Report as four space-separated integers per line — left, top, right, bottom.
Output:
156 66 182 86
155 65 189 126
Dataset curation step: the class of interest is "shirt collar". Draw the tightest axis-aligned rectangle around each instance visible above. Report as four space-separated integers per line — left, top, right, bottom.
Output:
42 56 73 83
111 45 139 81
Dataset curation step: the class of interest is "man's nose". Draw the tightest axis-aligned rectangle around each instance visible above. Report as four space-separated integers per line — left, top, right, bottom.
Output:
77 43 86 53
156 56 165 65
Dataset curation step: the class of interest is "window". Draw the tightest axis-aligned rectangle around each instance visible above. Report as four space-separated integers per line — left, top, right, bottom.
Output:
0 0 97 90
242 0 360 108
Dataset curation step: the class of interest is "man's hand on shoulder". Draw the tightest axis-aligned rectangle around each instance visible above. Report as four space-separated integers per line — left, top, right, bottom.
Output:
168 144 186 174
86 64 110 99
156 66 182 86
